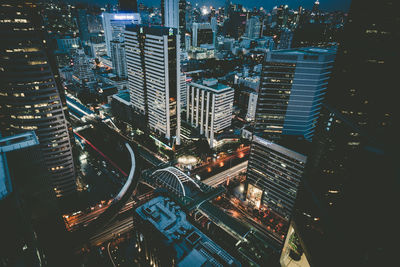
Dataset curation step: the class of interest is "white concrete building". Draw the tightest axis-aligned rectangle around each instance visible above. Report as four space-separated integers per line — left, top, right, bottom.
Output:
125 25 182 146
186 79 234 148
246 92 258 121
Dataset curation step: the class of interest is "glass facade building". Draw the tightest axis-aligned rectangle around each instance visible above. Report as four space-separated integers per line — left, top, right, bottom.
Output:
254 48 336 141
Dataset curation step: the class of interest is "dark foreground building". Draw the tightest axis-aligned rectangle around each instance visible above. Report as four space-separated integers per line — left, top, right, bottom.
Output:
0 132 74 266
288 0 399 266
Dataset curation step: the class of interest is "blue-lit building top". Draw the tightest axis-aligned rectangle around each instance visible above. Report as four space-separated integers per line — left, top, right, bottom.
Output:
255 47 336 141
0 132 39 200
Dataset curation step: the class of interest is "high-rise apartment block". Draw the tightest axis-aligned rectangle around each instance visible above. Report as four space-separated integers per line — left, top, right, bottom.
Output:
186 79 234 148
254 48 336 141
125 25 182 146
101 12 141 56
0 1 76 197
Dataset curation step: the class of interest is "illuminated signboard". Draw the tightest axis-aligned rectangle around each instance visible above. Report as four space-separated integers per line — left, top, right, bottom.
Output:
169 28 173 36
113 14 135 20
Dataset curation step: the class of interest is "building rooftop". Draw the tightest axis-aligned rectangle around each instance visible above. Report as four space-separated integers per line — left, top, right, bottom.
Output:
136 196 241 267
191 79 232 93
112 89 131 106
267 47 337 62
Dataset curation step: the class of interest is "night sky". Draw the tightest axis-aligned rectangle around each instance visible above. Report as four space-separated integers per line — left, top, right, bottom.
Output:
69 0 352 12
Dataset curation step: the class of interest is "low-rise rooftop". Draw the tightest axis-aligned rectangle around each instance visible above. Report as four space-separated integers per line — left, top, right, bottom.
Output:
136 196 241 267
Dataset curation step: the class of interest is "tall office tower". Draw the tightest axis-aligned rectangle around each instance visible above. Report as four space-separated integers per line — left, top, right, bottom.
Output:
72 49 96 85
119 0 138 13
245 16 262 39
288 0 399 266
254 48 336 141
246 136 306 221
125 25 181 146
178 0 186 48
192 23 214 48
77 8 90 42
186 79 234 148
0 132 74 266
0 0 76 197
110 39 127 79
161 0 178 28
102 12 141 56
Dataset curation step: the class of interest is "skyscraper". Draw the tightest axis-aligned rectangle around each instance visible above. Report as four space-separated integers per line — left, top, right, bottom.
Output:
119 0 138 13
290 0 399 266
0 0 76 197
161 0 178 28
101 12 141 57
254 48 336 141
125 25 182 146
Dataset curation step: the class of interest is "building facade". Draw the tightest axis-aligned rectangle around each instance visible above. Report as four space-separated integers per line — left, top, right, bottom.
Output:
125 25 182 146
186 79 234 148
246 136 306 221
161 0 178 28
192 23 214 48
254 47 336 141
0 1 76 197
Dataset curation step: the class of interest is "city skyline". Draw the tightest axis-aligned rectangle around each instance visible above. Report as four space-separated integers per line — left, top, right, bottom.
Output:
66 0 352 12
1 0 397 266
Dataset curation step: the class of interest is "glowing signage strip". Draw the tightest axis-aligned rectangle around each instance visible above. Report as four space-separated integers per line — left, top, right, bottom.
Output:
113 14 135 20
